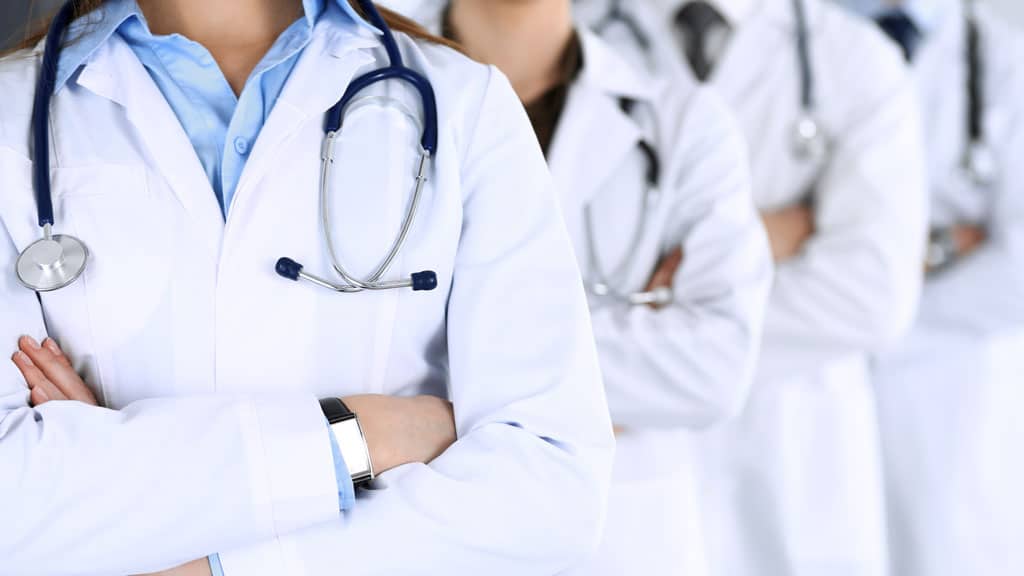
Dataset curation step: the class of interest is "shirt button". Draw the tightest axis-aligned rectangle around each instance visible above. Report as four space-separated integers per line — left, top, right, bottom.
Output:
233 137 250 156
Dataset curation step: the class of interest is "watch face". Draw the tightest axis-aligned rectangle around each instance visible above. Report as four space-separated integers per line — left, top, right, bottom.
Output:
332 419 373 479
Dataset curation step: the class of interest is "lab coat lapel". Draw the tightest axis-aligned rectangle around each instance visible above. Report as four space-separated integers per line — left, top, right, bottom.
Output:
76 37 225 255
710 1 789 105
549 31 647 213
229 22 378 222
549 89 641 213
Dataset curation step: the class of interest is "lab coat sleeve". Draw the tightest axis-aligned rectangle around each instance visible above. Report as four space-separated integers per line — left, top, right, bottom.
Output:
216 67 615 575
0 209 340 574
589 92 773 430
917 37 1024 334
759 61 929 378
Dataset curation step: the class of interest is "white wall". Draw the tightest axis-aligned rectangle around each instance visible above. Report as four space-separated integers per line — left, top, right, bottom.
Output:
987 0 1024 27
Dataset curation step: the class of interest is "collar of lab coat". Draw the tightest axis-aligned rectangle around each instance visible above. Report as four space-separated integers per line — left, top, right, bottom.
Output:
73 6 379 113
575 27 657 103
54 0 380 93
546 28 652 211
68 8 380 243
654 0 822 32
911 0 964 80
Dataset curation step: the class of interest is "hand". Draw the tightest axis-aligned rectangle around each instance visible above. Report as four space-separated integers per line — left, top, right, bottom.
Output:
644 247 684 309
343 394 456 474
761 205 815 262
11 336 98 407
11 338 457 469
952 224 986 257
139 558 212 576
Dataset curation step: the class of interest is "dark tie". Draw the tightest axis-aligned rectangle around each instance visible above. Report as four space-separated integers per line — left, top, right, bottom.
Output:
675 1 728 81
875 10 921 62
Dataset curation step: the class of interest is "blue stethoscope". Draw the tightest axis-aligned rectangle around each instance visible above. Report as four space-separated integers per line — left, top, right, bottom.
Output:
18 0 438 295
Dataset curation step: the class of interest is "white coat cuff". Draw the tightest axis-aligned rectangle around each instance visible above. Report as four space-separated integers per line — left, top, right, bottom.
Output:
249 395 339 537
217 538 289 575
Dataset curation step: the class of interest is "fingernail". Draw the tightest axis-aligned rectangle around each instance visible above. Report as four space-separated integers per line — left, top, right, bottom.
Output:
14 351 34 367
22 336 41 350
44 338 60 355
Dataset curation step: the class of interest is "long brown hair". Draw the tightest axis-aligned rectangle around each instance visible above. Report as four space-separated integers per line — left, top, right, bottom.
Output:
9 0 458 53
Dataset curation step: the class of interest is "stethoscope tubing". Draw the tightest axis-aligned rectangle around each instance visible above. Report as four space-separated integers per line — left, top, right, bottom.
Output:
584 97 673 308
277 0 440 294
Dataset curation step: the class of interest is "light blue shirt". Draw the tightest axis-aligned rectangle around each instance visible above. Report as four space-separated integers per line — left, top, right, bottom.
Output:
55 2 373 573
55 0 376 216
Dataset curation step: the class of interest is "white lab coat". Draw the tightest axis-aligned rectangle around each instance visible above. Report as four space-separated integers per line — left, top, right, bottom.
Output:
549 31 773 576
871 4 1024 575
383 4 774 573
0 7 615 576
580 1 928 575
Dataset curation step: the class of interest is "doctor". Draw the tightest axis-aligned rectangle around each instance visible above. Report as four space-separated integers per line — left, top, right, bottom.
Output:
837 1 1024 574
390 1 773 574
0 1 615 575
577 0 928 574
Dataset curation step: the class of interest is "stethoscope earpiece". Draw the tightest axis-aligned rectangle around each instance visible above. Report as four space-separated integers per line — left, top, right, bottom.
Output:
275 256 438 293
275 257 304 281
410 271 438 292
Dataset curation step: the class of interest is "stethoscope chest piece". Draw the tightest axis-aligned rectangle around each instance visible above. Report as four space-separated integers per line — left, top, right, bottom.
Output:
792 114 828 162
16 228 89 292
964 141 997 187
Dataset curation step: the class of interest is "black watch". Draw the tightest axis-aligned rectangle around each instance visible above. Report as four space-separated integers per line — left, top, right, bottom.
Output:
320 398 375 486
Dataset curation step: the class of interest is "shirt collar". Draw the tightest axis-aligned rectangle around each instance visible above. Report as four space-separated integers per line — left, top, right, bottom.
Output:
54 0 377 92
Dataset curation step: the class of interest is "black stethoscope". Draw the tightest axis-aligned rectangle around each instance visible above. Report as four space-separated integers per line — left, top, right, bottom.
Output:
583 98 672 307
590 0 993 179
18 0 439 295
962 3 994 186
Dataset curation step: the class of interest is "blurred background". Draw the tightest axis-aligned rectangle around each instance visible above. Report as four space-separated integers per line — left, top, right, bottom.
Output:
2 0 1023 49
1 1 55 49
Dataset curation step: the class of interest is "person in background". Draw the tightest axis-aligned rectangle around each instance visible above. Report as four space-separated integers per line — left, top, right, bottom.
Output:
577 0 929 574
388 0 774 573
836 1 1024 574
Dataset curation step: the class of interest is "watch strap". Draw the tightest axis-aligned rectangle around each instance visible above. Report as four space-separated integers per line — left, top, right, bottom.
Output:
320 397 375 486
320 397 355 423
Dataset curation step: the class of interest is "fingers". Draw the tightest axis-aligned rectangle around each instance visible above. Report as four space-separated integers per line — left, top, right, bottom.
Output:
17 336 97 405
11 349 67 405
954 224 987 255
43 337 73 369
762 208 814 262
645 247 684 293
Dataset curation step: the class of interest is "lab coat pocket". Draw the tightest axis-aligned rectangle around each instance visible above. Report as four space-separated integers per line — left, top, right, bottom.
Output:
311 97 432 394
54 164 179 352
0 148 38 252
0 152 105 401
